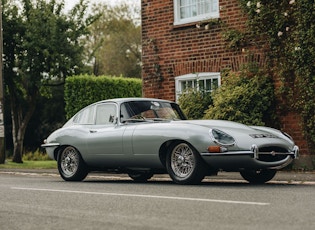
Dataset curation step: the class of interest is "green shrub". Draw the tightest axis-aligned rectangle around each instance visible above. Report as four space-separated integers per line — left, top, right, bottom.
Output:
65 75 142 119
204 68 276 126
178 89 213 119
23 149 52 161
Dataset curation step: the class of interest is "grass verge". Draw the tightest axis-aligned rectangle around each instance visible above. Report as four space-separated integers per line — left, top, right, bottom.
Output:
0 160 57 169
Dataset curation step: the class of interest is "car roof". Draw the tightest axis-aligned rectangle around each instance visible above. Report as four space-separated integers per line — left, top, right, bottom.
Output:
94 97 174 105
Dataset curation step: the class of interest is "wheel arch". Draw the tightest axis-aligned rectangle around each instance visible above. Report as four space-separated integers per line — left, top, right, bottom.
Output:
159 139 197 167
54 145 85 162
54 145 68 161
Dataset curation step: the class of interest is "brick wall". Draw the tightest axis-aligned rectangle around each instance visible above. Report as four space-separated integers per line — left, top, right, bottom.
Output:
141 0 310 155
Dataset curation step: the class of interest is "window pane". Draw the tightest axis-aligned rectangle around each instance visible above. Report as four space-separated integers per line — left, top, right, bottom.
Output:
187 80 193 88
74 106 94 124
95 104 116 125
212 78 219 89
193 79 197 89
176 0 219 25
205 79 212 91
181 81 186 90
180 0 196 19
180 0 214 19
199 80 204 91
198 0 210 15
211 0 218 12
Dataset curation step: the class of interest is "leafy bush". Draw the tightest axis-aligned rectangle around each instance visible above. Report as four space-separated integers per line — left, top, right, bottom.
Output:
23 149 52 161
178 90 213 119
204 67 276 126
65 75 142 119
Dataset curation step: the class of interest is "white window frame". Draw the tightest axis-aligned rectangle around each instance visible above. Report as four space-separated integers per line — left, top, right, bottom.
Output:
175 72 221 101
174 0 220 26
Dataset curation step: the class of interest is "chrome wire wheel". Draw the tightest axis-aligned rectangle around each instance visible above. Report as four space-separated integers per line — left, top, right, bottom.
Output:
60 147 80 177
170 143 195 178
166 142 206 184
57 146 88 181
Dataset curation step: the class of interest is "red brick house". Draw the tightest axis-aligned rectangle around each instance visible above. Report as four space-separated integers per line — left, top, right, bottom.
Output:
141 0 311 162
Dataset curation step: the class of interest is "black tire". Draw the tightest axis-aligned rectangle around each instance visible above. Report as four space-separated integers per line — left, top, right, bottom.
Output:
166 142 206 185
57 146 89 181
240 169 277 184
128 172 154 182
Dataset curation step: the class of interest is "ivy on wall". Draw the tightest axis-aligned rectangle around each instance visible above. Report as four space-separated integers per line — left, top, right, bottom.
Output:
235 0 315 150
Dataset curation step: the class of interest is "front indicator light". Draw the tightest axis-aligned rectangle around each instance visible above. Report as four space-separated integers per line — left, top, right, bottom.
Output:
208 146 228 153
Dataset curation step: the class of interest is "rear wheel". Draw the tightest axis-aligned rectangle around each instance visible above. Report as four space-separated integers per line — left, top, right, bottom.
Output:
128 172 154 182
240 169 277 184
58 146 88 181
166 142 206 185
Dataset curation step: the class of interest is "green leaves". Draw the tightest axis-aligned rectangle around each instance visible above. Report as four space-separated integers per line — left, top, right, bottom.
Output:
238 0 315 147
84 2 141 78
178 89 213 120
2 0 95 161
204 68 275 126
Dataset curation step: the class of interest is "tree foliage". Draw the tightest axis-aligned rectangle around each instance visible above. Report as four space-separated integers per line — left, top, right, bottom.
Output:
2 0 95 162
84 2 141 78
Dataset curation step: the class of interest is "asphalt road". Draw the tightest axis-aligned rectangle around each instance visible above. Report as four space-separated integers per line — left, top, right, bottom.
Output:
0 171 314 230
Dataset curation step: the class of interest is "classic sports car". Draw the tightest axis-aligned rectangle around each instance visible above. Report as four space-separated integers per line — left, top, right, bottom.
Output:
42 98 299 184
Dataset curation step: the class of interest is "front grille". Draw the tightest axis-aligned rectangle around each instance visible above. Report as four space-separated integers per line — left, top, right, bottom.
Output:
258 146 289 162
259 146 288 153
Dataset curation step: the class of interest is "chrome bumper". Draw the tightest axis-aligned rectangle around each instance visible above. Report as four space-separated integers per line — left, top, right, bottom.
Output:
41 142 60 160
41 143 60 148
200 145 299 170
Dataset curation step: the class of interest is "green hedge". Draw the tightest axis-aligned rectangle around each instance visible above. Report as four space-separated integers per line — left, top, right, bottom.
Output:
65 75 142 119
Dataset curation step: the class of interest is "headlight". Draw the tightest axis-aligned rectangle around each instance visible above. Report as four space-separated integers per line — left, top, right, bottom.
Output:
209 129 235 146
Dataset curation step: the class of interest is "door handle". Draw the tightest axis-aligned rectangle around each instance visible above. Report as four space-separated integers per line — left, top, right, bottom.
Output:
89 130 97 133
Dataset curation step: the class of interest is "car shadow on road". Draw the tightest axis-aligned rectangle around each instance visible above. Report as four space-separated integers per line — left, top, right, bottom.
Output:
80 177 307 187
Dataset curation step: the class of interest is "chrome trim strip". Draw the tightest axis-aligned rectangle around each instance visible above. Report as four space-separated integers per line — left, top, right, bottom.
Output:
41 143 60 148
200 151 253 157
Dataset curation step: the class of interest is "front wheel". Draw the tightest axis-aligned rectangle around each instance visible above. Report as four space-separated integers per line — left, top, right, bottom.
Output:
240 169 277 184
58 146 89 181
166 142 206 185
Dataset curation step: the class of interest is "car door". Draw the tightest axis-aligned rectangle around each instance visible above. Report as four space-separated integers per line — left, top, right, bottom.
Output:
85 102 126 167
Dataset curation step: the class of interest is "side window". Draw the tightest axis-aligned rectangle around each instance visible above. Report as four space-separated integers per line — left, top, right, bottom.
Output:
174 0 219 25
175 72 221 101
95 103 117 125
73 105 95 124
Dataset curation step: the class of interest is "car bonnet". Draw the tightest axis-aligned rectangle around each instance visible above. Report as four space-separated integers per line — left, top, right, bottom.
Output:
174 120 294 149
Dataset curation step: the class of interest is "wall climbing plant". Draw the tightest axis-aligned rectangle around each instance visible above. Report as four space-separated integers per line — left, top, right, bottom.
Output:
237 0 315 150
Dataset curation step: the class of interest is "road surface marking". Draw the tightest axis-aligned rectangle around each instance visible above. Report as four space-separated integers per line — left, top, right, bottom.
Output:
12 187 270 206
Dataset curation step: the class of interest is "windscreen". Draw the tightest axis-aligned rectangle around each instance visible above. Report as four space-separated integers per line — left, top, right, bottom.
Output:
120 101 186 122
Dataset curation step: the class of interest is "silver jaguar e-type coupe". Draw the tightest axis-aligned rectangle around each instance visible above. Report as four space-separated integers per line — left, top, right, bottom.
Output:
41 98 299 184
